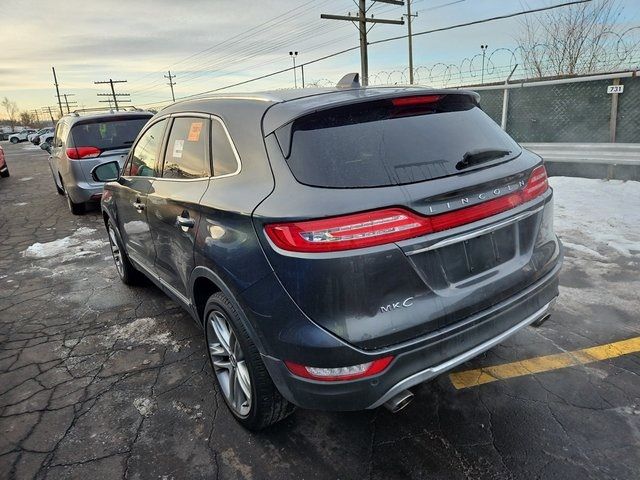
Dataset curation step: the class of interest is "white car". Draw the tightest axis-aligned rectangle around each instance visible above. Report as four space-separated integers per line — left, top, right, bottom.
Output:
8 129 36 144
29 127 54 144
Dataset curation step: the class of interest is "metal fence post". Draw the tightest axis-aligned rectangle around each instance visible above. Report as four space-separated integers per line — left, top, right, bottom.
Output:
609 77 620 143
501 86 509 131
500 65 518 131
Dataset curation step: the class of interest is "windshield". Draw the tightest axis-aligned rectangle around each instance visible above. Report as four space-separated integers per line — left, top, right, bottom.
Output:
279 95 521 188
69 116 151 151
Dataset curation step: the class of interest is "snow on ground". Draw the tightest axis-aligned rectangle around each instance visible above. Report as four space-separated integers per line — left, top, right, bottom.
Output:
550 177 640 257
106 317 186 352
22 227 104 260
549 177 640 320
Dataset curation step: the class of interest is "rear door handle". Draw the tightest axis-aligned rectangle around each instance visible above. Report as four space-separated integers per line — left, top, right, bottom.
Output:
177 215 195 229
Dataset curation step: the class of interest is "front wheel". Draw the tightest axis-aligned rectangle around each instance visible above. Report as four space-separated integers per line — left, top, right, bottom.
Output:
205 292 294 430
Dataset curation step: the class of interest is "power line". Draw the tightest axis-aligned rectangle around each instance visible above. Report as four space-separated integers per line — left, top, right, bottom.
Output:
127 0 341 92
135 0 589 107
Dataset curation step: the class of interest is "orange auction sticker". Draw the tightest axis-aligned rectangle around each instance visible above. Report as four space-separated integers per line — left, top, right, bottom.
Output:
188 122 203 141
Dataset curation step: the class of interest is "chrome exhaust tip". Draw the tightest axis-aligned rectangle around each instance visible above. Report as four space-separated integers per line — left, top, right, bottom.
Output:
383 390 414 413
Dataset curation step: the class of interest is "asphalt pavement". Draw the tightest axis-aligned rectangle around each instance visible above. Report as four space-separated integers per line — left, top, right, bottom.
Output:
1 141 639 480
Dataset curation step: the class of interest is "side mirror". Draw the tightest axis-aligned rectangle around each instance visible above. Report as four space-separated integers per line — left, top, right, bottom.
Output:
40 142 51 153
91 160 120 182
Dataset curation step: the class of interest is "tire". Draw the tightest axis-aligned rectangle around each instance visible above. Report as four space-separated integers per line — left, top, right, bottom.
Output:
10 137 18 144
66 192 85 215
204 292 294 430
106 219 144 285
52 171 64 195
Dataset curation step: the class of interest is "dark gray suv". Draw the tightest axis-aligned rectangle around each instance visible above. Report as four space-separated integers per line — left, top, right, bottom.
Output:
93 83 563 430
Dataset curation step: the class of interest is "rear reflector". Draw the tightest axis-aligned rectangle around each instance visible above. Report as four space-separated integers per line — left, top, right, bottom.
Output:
266 165 549 253
285 356 394 382
66 146 101 160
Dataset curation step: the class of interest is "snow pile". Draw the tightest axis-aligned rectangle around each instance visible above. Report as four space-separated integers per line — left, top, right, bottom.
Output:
550 177 640 257
106 317 184 352
22 227 107 261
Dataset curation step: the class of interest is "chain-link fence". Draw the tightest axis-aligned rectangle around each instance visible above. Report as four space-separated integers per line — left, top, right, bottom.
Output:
475 73 640 143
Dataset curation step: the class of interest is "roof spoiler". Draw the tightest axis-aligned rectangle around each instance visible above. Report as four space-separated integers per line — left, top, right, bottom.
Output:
336 73 360 89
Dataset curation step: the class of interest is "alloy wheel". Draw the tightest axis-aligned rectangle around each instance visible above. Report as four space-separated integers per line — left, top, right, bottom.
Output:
207 310 252 417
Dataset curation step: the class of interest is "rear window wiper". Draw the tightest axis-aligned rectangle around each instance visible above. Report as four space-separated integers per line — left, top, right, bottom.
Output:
455 149 512 171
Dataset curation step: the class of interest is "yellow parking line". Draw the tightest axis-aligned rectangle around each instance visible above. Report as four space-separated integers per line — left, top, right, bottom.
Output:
449 336 640 389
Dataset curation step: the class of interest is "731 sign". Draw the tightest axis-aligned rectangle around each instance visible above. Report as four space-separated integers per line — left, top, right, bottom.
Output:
607 85 624 94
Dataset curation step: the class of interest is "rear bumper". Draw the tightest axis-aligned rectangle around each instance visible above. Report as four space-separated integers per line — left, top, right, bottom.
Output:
262 252 562 411
65 180 104 203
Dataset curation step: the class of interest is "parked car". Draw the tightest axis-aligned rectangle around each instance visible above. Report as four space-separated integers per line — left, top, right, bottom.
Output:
92 82 563 430
0 145 8 178
8 129 37 143
29 127 54 144
42 110 153 214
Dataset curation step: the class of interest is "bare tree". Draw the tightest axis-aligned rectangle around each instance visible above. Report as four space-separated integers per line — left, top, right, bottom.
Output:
20 111 34 126
1 97 19 130
517 0 638 77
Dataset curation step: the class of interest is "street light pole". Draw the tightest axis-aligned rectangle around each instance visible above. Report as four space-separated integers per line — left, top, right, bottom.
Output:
289 51 298 88
480 44 488 85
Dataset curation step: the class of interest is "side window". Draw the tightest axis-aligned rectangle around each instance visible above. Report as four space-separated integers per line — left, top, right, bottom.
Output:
127 119 167 177
53 122 66 147
211 119 240 177
162 117 210 179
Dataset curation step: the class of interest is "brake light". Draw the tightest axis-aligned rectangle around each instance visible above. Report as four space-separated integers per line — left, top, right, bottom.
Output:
66 146 101 160
266 165 549 252
391 95 443 107
285 356 393 382
266 208 430 253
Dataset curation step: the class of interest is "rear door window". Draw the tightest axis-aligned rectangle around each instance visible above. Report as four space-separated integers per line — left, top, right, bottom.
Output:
69 116 151 152
278 95 521 188
126 119 167 177
162 117 211 179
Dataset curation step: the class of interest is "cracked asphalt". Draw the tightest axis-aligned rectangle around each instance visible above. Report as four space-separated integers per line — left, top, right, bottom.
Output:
1 141 639 480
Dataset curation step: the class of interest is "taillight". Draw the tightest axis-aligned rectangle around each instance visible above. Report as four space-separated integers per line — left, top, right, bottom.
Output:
391 95 443 107
265 208 431 253
285 356 394 382
266 165 549 253
66 146 101 160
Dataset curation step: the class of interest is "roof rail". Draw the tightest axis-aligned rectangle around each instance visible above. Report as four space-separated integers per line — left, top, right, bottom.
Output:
70 106 147 116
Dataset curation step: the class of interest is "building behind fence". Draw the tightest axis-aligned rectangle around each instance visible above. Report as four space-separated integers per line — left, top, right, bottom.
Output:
472 70 640 144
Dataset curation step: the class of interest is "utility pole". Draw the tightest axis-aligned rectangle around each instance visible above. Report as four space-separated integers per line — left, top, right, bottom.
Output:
164 71 176 102
480 44 488 85
321 0 405 86
59 93 77 114
404 0 417 84
94 79 130 111
41 106 55 124
31 109 40 124
289 51 298 88
52 67 64 117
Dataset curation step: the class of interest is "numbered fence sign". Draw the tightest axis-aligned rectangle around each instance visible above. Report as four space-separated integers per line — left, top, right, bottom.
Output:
607 85 624 94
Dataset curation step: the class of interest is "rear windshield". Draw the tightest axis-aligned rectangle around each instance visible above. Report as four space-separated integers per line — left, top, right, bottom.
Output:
278 95 521 188
69 116 151 151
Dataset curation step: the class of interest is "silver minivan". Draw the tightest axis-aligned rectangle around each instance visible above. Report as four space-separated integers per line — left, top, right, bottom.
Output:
44 109 153 214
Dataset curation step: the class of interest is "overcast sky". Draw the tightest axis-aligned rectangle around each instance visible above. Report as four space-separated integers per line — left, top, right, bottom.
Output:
1 0 638 114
